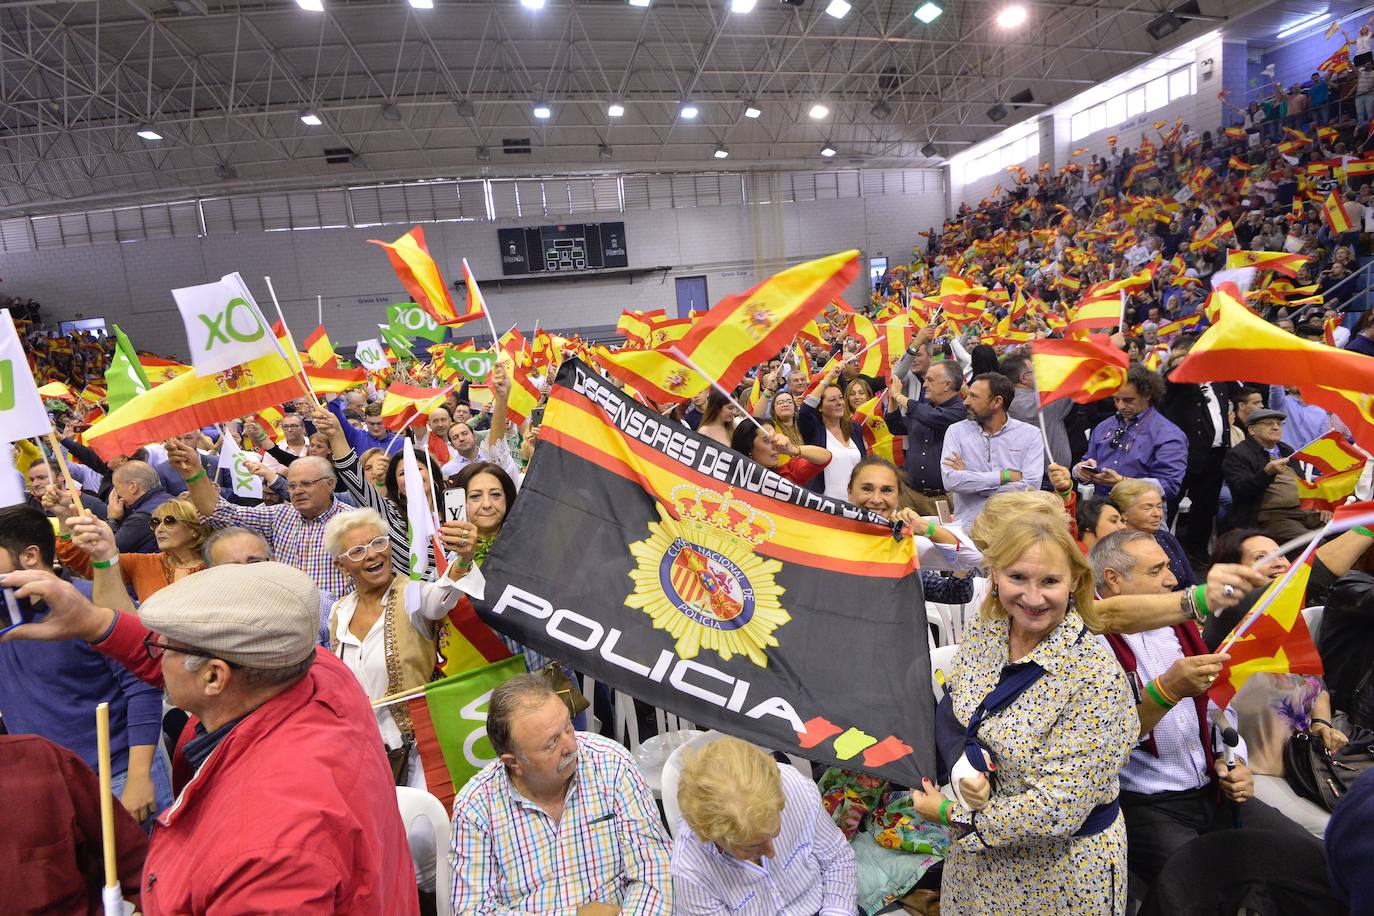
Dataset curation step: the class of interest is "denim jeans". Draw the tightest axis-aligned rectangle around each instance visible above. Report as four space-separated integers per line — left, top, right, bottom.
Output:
109 744 175 827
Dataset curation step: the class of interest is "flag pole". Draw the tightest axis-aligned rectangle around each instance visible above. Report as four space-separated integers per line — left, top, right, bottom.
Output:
666 346 768 433
262 276 324 409
1029 379 1053 460
1218 536 1322 656
317 294 323 328
96 701 123 916
44 428 86 511
380 382 460 455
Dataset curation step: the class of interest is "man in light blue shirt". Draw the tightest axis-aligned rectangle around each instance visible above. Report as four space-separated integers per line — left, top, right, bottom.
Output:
1269 385 1333 450
940 371 1045 531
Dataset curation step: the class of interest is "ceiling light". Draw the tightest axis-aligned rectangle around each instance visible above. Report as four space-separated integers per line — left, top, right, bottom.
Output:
913 1 941 23
136 125 163 141
295 0 323 10
533 102 552 119
380 102 402 122
599 143 614 160
454 99 476 117
629 0 651 6
995 4 1027 28
820 142 837 157
476 145 491 161
713 145 729 159
408 0 433 8
731 0 757 12
825 0 851 17
300 111 322 126
744 103 762 118
680 103 699 119
920 142 938 157
809 103 830 119
520 0 545 8
608 103 625 117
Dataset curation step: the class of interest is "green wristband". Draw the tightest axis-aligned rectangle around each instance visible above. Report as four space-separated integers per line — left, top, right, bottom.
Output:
92 555 119 569
186 469 206 484
926 521 937 539
59 533 72 541
1000 468 1010 485
939 798 954 827
1192 584 1210 619
1144 679 1176 710
1355 525 1374 539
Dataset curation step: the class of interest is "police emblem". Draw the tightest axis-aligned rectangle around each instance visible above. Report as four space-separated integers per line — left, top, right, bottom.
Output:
627 485 789 668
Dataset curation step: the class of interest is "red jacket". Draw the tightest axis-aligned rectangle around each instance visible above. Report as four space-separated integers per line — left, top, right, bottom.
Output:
97 612 420 916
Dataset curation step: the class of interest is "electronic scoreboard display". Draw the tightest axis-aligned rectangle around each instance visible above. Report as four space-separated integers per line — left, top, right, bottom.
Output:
497 221 628 276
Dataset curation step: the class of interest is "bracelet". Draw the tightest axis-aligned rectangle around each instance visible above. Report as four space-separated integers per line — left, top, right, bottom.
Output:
92 555 119 569
59 533 72 541
1311 717 1333 729
938 798 954 827
1355 525 1374 539
1192 584 1211 619
1145 678 1177 710
926 521 937 538
186 469 206 484
1000 469 1010 485
1181 586 1200 624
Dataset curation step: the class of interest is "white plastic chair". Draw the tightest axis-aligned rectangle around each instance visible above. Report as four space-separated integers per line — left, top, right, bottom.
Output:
929 643 960 704
1302 605 1325 651
396 786 453 916
660 729 812 839
633 727 705 799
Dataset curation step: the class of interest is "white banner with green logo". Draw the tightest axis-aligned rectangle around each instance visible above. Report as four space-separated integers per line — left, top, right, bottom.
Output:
0 309 54 442
172 272 277 378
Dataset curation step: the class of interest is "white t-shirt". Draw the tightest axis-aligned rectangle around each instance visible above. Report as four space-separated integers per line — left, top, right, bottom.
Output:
822 428 862 502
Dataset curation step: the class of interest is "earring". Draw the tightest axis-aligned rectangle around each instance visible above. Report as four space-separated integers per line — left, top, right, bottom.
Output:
1067 594 1077 613
990 583 999 598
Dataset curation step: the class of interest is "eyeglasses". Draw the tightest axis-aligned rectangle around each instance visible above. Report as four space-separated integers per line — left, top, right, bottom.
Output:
342 535 391 562
149 516 181 529
142 634 240 668
286 476 332 493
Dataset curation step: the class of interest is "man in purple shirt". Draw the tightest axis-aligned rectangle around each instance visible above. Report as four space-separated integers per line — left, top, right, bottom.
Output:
1074 366 1189 501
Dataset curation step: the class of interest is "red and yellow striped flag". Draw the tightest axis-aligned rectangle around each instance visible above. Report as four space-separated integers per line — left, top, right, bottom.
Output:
616 309 666 348
1324 189 1355 234
1066 293 1123 337
852 393 903 466
303 325 338 368
1292 431 1367 510
1030 337 1128 407
1154 313 1205 339
1173 284 1374 453
646 316 693 350
1225 250 1310 278
1224 127 1247 140
591 347 708 404
85 351 304 461
673 250 859 393
369 226 463 325
303 364 367 395
844 313 886 378
380 382 450 431
1190 219 1235 251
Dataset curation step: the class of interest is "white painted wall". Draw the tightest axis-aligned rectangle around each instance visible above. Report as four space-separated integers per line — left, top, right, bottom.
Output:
0 172 944 358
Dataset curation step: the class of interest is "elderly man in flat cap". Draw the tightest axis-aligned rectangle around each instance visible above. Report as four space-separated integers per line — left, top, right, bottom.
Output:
1222 407 1331 541
0 562 419 916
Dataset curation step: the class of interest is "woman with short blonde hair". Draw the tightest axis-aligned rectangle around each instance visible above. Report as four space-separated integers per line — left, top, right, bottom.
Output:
54 494 209 604
670 735 857 913
1110 477 1196 587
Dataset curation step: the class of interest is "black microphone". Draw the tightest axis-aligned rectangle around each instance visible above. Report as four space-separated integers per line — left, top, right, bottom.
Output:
1221 726 1241 828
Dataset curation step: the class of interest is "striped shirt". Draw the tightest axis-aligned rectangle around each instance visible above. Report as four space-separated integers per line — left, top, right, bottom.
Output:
1099 628 1247 795
449 733 673 914
670 764 858 916
205 496 352 605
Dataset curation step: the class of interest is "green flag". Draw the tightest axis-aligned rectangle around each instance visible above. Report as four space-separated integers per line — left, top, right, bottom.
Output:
378 324 415 361
104 325 149 413
413 655 527 797
388 302 446 343
443 349 497 382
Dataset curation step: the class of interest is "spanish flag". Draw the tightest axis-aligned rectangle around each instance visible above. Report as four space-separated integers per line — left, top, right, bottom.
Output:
673 250 859 393
616 309 665 348
647 316 693 350
1155 313 1205 339
1173 284 1374 452
1210 542 1322 709
303 325 338 368
1298 464 1366 511
85 350 305 461
369 226 463 325
1224 250 1310 278
1030 337 1128 407
1190 219 1234 252
852 393 903 466
380 381 450 431
1066 293 1123 337
1292 431 1367 510
1323 189 1355 234
591 346 709 404
139 356 190 386
845 313 886 378
1224 127 1247 140
1228 156 1253 172
304 364 367 395
456 258 491 328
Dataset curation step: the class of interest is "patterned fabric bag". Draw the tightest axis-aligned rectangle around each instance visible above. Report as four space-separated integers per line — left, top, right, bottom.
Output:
870 791 951 855
817 767 887 840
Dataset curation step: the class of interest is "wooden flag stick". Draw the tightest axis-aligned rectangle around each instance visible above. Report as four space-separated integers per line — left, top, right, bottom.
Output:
45 430 86 510
96 701 123 915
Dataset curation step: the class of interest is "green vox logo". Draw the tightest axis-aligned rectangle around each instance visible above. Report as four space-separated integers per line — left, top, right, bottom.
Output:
0 359 14 410
199 297 265 348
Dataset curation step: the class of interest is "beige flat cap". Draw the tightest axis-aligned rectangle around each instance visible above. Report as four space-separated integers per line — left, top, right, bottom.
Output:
138 562 320 669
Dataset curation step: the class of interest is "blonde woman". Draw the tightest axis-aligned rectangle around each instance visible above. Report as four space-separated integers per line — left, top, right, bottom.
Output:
910 513 1136 915
769 390 805 449
670 735 856 914
54 495 209 603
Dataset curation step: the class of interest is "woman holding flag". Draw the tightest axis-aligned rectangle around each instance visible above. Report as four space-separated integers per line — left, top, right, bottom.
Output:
801 362 867 500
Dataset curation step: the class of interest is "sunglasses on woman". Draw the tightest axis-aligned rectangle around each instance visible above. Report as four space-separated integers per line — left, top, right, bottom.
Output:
149 516 181 529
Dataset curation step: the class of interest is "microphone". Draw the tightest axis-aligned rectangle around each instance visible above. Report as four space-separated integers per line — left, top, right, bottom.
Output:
1221 726 1241 828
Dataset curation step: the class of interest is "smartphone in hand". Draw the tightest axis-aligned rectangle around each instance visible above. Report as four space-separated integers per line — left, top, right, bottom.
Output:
0 587 43 637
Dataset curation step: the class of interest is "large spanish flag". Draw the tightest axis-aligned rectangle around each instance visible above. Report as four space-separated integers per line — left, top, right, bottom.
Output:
1225 250 1310 278
1066 292 1123 337
369 226 462 325
674 250 859 393
85 350 304 461
474 358 932 784
1030 337 1129 407
591 346 709 404
1172 284 1374 452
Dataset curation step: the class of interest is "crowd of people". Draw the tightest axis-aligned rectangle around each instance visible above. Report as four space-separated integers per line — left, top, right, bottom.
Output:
7 76 1374 916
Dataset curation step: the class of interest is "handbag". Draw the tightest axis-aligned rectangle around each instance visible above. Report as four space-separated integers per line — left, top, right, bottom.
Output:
1283 729 1374 812
387 743 413 786
538 662 590 717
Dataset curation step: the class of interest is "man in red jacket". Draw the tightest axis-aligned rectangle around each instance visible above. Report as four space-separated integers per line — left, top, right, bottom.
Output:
0 561 419 916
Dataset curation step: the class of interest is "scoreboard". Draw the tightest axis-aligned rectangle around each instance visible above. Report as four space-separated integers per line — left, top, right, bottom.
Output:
497 221 629 276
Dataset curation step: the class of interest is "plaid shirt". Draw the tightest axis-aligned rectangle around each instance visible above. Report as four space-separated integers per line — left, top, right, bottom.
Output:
449 733 673 914
205 496 352 605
